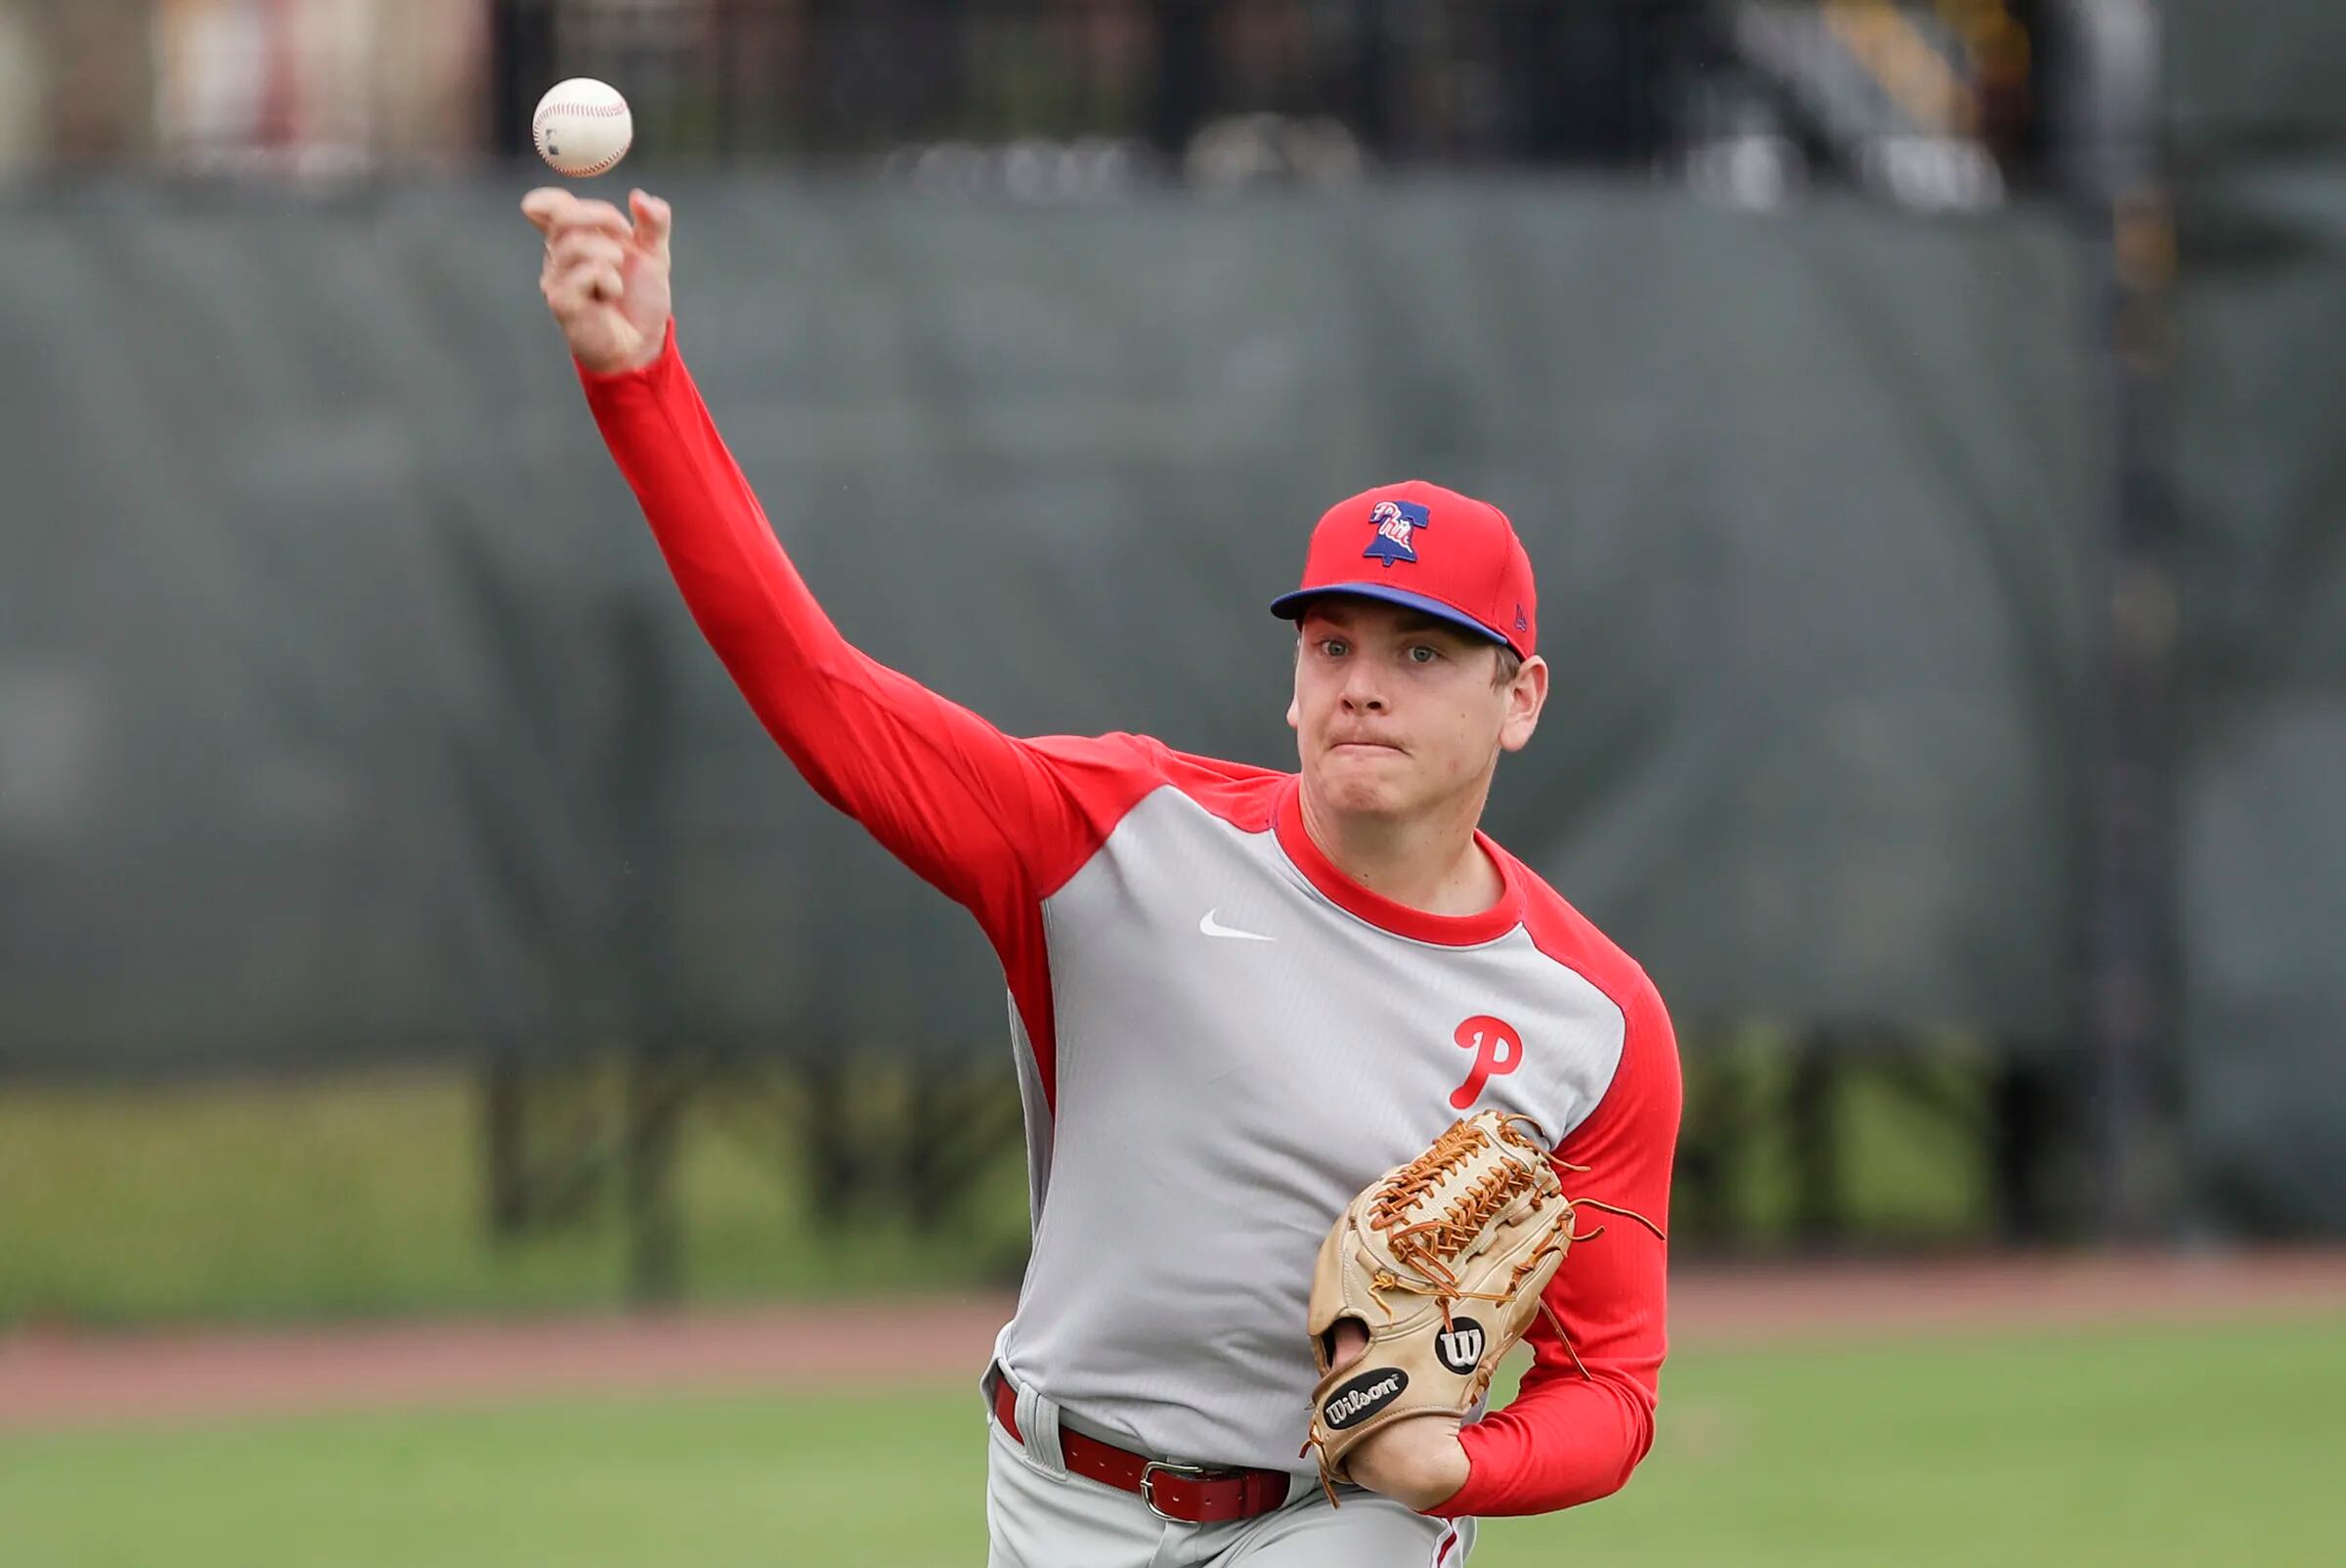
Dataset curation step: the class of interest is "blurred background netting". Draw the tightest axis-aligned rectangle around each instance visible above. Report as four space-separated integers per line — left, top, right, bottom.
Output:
0 0 2335 1327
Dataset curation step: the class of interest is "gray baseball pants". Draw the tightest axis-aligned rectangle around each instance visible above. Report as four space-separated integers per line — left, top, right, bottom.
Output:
983 1378 1474 1567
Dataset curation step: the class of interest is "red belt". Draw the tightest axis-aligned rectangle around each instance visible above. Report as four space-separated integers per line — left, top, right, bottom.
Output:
990 1365 1290 1525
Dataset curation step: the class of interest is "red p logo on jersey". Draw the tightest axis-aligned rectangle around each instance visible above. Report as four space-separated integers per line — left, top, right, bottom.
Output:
1450 1015 1523 1110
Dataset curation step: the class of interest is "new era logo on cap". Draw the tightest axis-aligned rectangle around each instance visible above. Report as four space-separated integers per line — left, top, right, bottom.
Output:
1268 480 1539 659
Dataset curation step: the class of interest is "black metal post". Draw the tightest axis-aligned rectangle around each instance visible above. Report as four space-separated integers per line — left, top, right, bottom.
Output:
487 1 557 160
484 1054 528 1240
2063 0 2176 1242
1149 0 1219 163
1989 1055 2056 1242
625 1046 683 1306
1788 1034 1841 1245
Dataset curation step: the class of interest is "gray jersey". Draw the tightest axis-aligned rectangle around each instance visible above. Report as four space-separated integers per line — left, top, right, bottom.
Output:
990 753 1655 1498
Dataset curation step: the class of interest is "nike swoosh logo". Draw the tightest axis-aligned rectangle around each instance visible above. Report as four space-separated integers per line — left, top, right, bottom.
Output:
1198 909 1277 943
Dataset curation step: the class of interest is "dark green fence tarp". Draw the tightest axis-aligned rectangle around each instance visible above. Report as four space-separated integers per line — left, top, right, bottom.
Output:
2166 0 2346 155
2169 10 2346 1228
0 178 2098 1075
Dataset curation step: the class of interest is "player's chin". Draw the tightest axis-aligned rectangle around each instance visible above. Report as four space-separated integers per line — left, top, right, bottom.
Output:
1312 754 1418 814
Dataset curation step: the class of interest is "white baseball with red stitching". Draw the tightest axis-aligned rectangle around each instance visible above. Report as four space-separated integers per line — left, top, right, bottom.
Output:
532 78 632 179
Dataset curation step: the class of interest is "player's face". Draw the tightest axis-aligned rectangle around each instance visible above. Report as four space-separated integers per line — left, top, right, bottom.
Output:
1287 599 1544 821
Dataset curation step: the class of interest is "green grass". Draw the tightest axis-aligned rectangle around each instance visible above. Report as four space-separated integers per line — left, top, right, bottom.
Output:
0 1047 2005 1328
5 1316 2339 1567
1513 1315 2346 1568
0 1067 1032 1328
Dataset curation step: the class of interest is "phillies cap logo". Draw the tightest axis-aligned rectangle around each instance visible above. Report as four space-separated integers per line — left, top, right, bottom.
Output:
1363 500 1431 568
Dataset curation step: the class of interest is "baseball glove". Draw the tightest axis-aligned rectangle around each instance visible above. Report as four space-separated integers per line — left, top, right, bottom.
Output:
1299 1110 1644 1503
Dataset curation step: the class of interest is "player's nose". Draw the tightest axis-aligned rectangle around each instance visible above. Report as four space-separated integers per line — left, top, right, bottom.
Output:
1338 665 1388 712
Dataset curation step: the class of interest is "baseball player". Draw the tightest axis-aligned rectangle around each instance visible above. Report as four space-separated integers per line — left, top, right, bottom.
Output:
524 186 1680 1567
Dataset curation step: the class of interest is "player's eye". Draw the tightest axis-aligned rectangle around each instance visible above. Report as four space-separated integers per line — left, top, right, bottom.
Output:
1319 637 1349 658
1407 644 1440 665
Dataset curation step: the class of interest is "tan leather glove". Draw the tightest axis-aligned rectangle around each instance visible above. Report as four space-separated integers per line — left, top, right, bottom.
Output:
1300 1111 1574 1503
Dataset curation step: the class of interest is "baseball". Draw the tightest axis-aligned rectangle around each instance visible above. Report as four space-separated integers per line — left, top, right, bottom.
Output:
532 78 632 179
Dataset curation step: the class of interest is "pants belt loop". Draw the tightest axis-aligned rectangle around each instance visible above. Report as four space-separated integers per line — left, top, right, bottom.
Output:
1013 1375 1067 1479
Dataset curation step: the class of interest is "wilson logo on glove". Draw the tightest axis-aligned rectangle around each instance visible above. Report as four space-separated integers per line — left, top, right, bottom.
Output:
1433 1319 1486 1374
1321 1368 1409 1429
1298 1110 1666 1506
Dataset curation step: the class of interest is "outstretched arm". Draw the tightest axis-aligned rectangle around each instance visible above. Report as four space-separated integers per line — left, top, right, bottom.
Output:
521 188 1159 935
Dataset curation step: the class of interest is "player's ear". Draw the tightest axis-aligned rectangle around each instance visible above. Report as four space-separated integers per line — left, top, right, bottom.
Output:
1498 656 1547 753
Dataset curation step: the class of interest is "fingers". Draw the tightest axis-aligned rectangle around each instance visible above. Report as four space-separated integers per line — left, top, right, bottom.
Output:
534 213 633 319
527 187 668 341
525 189 636 245
543 257 625 316
539 228 623 314
545 230 626 276
628 190 673 257
525 189 668 303
520 186 573 235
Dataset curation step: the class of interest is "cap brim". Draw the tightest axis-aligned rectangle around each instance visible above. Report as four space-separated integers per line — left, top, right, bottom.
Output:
1269 583 1511 649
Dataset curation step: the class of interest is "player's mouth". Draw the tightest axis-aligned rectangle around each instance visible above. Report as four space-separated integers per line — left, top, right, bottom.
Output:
1328 737 1405 755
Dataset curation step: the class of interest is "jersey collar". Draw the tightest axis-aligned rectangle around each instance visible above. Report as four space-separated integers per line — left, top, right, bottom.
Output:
1273 776 1525 946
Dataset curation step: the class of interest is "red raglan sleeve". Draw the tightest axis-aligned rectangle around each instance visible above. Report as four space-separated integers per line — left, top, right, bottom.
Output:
574 323 1157 943
1434 973 1682 1518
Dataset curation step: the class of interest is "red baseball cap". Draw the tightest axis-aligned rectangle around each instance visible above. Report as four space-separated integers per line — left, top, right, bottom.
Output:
1270 480 1539 659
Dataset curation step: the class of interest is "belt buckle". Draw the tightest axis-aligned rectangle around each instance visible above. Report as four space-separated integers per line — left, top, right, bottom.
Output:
1138 1459 1216 1523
